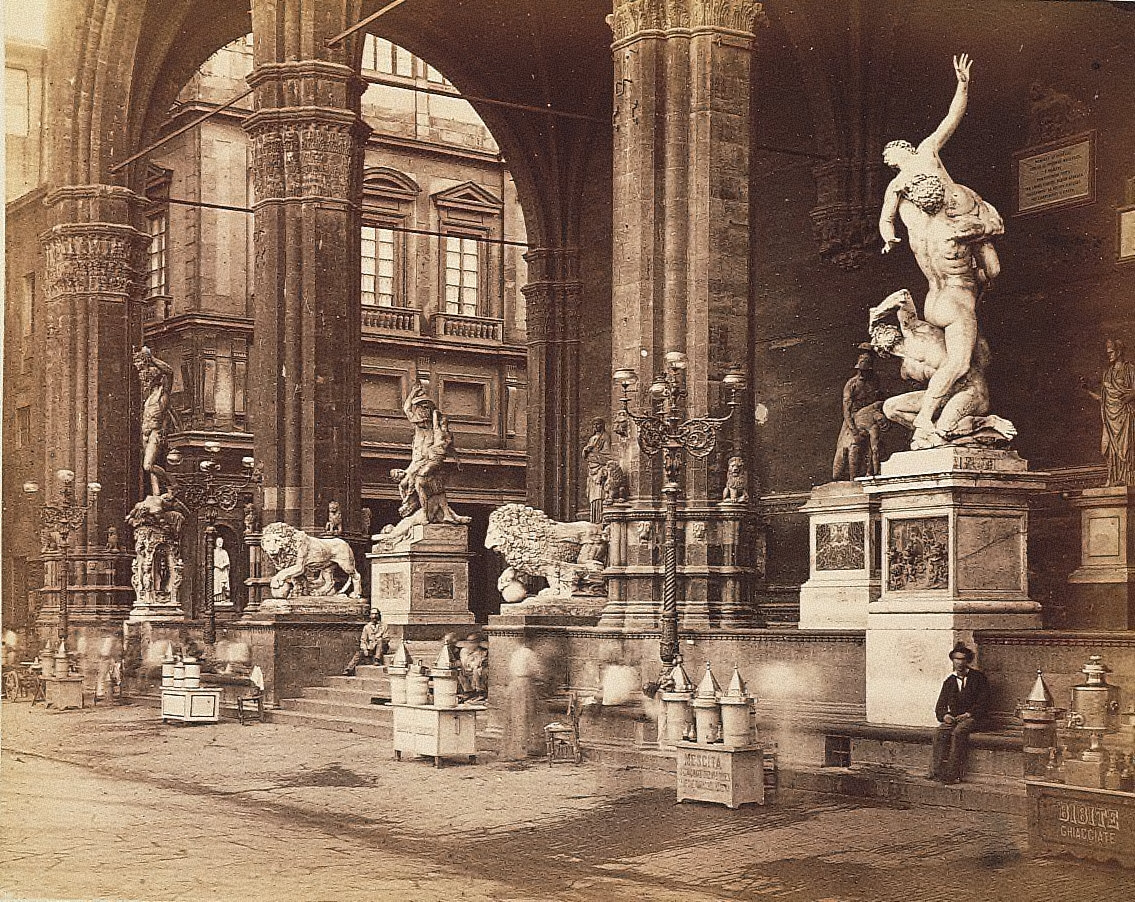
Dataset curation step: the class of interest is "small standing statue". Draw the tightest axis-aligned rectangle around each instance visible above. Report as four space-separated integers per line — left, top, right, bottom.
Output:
582 417 612 523
325 500 343 535
212 536 231 601
879 54 1005 450
132 346 176 496
242 501 259 534
832 349 885 480
1081 338 1135 486
105 526 123 553
376 381 471 545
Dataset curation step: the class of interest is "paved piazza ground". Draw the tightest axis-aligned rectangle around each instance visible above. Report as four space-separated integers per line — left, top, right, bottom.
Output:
1 702 1131 902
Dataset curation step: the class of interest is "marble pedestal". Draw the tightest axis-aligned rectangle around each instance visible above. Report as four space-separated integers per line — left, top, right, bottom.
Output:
798 481 881 629
367 524 475 627
224 609 364 706
861 447 1045 726
1068 487 1135 629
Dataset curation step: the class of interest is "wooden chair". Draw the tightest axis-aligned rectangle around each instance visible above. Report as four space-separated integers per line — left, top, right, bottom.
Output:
544 691 582 765
237 665 265 725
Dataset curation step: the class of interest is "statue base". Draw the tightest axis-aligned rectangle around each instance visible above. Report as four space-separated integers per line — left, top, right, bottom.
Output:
860 447 1045 726
256 595 368 617
367 523 475 626
797 481 881 630
223 611 365 707
1067 486 1135 629
126 598 186 623
498 594 606 619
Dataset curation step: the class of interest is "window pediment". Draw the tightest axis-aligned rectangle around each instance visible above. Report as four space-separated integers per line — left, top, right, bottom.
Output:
432 180 503 216
362 167 421 202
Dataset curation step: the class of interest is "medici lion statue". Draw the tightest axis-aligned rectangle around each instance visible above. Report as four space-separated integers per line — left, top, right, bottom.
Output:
260 522 362 599
485 503 607 603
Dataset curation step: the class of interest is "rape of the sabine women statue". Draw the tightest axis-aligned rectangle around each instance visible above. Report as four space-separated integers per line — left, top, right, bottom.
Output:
879 54 1008 450
375 381 471 547
486 503 607 605
869 289 1016 446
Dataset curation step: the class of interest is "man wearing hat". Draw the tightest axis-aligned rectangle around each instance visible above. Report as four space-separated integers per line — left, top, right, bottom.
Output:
343 610 389 676
929 641 990 784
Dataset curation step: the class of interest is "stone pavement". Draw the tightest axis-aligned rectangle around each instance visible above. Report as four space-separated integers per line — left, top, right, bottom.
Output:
1 701 1131 902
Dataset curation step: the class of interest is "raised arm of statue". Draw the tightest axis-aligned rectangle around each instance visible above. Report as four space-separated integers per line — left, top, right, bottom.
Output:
403 380 428 419
921 53 971 154
879 178 904 252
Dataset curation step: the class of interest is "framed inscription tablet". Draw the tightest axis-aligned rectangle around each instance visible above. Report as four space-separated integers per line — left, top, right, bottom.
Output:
1014 131 1095 216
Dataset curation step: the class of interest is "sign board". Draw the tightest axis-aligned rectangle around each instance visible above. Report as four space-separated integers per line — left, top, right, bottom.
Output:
1119 205 1135 263
1014 132 1095 216
1027 780 1135 867
675 742 765 809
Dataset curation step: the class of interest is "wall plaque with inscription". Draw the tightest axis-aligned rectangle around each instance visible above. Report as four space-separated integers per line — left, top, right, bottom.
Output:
1015 132 1094 216
675 741 765 809
1027 781 1135 867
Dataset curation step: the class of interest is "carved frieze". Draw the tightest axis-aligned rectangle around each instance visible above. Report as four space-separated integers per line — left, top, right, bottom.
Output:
247 119 359 202
43 227 146 299
816 521 866 571
887 517 949 592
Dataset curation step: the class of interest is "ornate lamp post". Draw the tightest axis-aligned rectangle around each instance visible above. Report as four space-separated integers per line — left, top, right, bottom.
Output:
23 469 102 655
613 353 745 690
167 443 261 645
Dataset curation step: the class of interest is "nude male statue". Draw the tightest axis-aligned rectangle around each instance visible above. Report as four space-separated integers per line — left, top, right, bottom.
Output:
133 346 175 496
868 289 1015 446
879 54 1005 450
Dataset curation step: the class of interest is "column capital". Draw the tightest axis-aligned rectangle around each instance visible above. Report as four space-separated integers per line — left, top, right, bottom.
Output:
43 184 145 229
608 0 766 44
42 222 147 300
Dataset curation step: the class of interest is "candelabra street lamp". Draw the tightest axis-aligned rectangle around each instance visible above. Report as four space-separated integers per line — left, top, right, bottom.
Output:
614 353 745 692
23 470 102 656
166 442 261 645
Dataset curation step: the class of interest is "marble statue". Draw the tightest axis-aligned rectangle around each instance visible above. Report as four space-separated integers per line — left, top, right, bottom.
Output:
242 501 258 534
325 500 343 535
832 350 886 480
260 522 362 598
722 455 751 503
132 346 176 496
126 491 188 609
869 289 1015 445
582 417 612 523
376 381 470 546
212 536 230 601
1081 338 1135 486
105 526 123 553
486 503 607 603
879 54 1005 451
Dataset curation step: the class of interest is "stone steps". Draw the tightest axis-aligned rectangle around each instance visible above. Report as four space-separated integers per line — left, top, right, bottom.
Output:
301 686 386 706
280 696 394 720
267 707 393 739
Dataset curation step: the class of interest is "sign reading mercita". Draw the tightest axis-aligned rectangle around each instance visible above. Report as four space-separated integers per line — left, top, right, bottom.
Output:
1015 132 1094 215
675 742 765 809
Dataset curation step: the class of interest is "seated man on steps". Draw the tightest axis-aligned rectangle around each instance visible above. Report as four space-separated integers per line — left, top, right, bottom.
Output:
343 610 389 676
929 642 990 784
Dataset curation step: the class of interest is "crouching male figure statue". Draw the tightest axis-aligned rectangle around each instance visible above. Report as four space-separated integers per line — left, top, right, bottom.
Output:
929 642 990 784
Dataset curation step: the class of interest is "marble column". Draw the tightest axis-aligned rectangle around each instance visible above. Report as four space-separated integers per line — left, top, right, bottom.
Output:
37 185 146 642
602 0 765 628
522 246 582 521
244 44 370 534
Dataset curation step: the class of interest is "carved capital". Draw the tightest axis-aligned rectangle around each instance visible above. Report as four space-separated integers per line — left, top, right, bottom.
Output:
245 112 364 202
43 223 146 299
609 0 764 41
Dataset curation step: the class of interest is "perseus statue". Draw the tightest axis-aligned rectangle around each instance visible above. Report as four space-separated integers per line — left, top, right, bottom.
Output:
879 54 1005 451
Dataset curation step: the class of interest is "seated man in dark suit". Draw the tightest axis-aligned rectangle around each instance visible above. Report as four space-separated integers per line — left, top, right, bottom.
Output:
929 642 990 784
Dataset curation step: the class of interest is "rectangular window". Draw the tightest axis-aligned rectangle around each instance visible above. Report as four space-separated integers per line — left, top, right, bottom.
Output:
146 211 169 298
16 406 31 449
21 273 34 338
5 68 29 136
361 225 397 307
363 36 414 78
444 235 479 316
426 65 448 86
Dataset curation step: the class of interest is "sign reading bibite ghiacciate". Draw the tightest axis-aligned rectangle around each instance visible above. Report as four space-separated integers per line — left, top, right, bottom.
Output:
1027 781 1135 867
